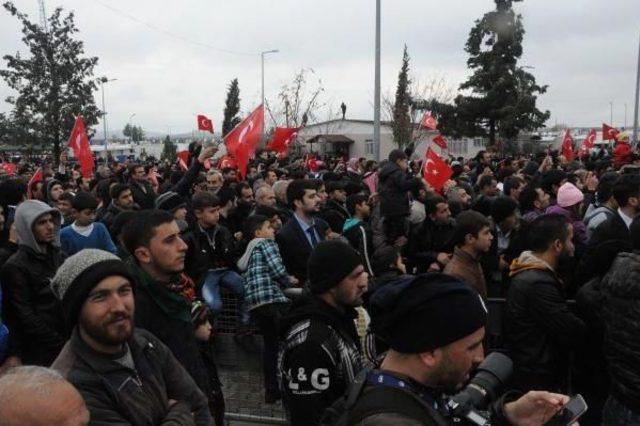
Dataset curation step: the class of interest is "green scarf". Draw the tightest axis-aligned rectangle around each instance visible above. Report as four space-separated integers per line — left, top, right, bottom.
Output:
128 263 192 323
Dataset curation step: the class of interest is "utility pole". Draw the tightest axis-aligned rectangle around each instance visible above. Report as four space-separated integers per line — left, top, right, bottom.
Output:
373 0 381 161
610 101 613 126
634 31 640 145
38 0 48 32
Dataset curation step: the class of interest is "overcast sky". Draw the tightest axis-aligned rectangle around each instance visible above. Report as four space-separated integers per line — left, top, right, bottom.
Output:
0 0 638 137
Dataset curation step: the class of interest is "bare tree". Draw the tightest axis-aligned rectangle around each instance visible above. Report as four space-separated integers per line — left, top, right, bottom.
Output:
265 68 326 129
383 74 456 123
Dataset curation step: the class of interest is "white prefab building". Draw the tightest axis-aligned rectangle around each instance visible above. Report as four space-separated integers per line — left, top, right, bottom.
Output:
297 119 488 160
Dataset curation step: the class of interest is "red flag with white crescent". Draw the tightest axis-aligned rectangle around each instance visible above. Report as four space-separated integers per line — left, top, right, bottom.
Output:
420 112 438 130
224 104 264 177
67 116 94 178
423 148 452 190
602 123 620 141
218 156 237 170
266 127 300 157
561 129 574 161
580 129 597 155
197 115 214 133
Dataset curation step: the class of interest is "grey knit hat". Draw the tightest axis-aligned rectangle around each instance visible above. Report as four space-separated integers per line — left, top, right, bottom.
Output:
155 191 186 213
51 249 134 327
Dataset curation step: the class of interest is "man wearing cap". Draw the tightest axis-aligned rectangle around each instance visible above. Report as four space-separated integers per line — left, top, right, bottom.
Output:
345 273 571 425
0 199 67 366
278 240 368 425
50 249 212 425
318 181 350 233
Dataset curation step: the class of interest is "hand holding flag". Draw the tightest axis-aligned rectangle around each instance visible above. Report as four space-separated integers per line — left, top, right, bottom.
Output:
603 123 620 141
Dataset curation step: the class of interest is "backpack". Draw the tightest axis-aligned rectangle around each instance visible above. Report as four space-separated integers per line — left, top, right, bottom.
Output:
320 369 447 426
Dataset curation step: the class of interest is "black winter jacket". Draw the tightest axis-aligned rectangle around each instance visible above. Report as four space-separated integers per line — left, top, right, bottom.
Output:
182 224 240 285
319 199 350 233
405 218 454 274
0 244 66 365
505 253 586 392
129 180 157 210
601 252 640 412
52 328 212 426
132 268 213 401
378 162 422 218
278 294 365 426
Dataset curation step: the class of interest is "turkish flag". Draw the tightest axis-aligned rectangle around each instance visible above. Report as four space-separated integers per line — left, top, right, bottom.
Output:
561 129 574 161
423 148 452 190
218 156 237 170
603 123 620 141
224 104 264 177
580 129 597 155
27 167 43 199
420 112 438 130
266 127 300 157
305 154 319 172
68 116 94 178
432 134 448 150
197 115 214 133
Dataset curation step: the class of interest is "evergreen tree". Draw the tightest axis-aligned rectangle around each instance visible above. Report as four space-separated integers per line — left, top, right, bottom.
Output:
0 2 102 162
222 78 241 136
392 45 412 148
454 0 549 145
161 135 176 162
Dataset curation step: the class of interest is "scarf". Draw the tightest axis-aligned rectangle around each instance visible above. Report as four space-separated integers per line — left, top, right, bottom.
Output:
128 263 195 323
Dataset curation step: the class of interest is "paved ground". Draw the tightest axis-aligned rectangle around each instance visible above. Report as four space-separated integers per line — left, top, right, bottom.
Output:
214 334 287 424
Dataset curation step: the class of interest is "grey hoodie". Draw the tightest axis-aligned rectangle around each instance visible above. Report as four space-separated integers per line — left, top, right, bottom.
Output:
14 200 62 254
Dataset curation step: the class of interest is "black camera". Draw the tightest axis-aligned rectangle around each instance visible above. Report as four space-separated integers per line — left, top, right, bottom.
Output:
447 352 513 426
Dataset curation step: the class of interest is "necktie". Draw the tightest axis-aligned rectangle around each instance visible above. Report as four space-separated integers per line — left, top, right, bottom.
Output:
307 226 319 247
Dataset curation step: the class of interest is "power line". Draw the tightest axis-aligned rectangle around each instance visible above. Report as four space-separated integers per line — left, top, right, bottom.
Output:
92 0 256 57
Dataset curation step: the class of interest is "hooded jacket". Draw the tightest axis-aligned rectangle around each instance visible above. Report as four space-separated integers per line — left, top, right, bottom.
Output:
378 162 422 218
505 251 586 391
600 252 640 412
45 178 62 207
278 294 365 426
343 218 374 276
0 200 66 365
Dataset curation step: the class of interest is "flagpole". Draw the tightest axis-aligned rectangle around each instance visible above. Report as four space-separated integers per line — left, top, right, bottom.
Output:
373 0 381 161
633 30 640 145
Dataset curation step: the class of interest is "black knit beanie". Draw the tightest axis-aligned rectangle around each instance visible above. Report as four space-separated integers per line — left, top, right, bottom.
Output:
307 240 363 294
50 249 135 328
369 273 488 353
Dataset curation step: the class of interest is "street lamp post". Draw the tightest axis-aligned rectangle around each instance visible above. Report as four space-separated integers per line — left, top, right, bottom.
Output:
100 78 118 151
261 50 279 109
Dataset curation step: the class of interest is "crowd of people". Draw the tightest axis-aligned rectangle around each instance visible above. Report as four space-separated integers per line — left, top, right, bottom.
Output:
0 137 638 425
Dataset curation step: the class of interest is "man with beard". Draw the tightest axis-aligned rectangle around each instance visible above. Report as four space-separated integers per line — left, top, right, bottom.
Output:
122 210 216 417
128 164 156 210
344 274 570 425
50 249 211 425
227 182 254 234
276 179 330 284
506 214 586 392
279 241 368 425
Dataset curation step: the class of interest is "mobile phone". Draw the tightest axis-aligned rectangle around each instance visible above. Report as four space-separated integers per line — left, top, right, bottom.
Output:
545 394 588 426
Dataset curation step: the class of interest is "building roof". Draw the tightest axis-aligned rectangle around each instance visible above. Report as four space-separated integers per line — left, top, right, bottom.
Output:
306 134 355 144
304 118 393 128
